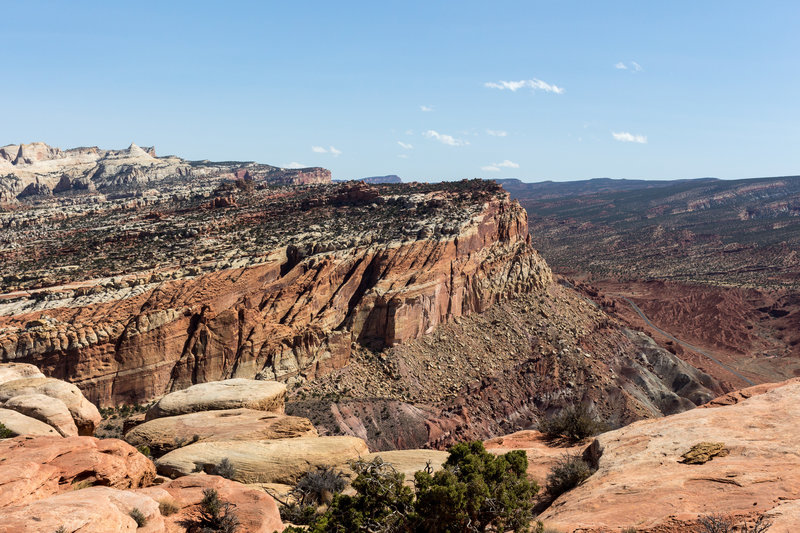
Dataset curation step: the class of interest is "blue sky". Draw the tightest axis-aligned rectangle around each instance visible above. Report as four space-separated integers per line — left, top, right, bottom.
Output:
2 1 798 181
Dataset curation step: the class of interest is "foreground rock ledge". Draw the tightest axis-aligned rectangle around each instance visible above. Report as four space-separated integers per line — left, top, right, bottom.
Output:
538 378 800 532
145 378 287 421
156 435 369 484
126 407 317 456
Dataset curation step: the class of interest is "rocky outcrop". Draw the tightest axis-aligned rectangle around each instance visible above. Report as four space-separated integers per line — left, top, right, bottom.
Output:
0 376 101 435
126 408 317 456
155 436 370 484
0 436 156 507
0 408 60 437
536 378 800 532
0 183 551 406
0 141 331 202
0 486 165 533
145 379 286 420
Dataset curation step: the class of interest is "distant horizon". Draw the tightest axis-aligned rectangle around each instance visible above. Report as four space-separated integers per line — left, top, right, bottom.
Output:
2 1 798 182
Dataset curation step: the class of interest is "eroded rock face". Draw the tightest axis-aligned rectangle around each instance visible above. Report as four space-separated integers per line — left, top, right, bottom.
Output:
537 378 800 532
2 393 79 436
145 379 286 421
0 408 60 437
1 181 551 407
155 436 369 484
0 436 155 507
0 486 164 533
137 474 284 533
126 408 317 456
0 377 101 435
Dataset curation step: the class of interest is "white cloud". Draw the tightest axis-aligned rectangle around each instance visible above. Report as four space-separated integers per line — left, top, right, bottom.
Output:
397 154 409 159
615 61 643 72
405 129 414 135
486 129 508 137
482 159 519 172
311 145 342 156
423 130 469 147
484 78 564 94
397 141 414 150
612 131 647 144
283 162 307 169
420 105 434 112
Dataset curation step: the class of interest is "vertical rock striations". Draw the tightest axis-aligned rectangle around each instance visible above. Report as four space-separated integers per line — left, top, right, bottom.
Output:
0 182 551 406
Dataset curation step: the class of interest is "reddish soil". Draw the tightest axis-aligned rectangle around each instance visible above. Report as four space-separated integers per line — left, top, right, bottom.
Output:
583 279 800 387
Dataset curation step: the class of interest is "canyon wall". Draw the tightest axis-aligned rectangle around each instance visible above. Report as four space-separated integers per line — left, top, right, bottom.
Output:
0 196 550 406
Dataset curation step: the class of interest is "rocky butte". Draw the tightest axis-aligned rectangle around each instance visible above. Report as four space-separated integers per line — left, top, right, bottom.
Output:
0 146 549 409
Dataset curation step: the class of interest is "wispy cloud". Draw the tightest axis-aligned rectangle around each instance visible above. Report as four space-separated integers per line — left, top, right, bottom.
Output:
420 105 434 112
482 159 519 172
484 78 564 94
397 154 409 159
311 145 342 156
397 141 413 150
283 162 307 169
612 131 647 144
486 129 508 137
423 130 469 147
615 61 643 72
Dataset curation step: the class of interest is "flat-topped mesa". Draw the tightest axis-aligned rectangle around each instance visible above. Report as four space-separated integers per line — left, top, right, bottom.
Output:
0 141 331 200
0 180 551 406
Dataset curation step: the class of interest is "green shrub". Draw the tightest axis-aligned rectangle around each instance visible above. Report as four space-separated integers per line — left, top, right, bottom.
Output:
129 507 147 527
286 441 539 533
539 404 607 442
180 488 240 533
545 454 593 497
294 466 347 505
214 457 236 480
136 445 151 458
0 422 14 439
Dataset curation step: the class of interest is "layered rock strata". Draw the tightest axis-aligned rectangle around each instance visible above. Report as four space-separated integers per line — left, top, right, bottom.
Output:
0 181 551 406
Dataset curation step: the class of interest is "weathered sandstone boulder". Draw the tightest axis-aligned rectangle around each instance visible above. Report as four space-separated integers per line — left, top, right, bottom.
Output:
0 377 101 435
156 436 369 484
0 436 155 507
342 449 449 485
0 363 45 385
0 408 60 437
3 393 79 436
145 379 286 421
537 379 800 532
0 486 164 533
137 474 284 533
125 408 317 456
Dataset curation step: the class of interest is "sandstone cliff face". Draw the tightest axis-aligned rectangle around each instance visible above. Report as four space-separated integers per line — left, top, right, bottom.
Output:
0 186 550 406
0 141 330 201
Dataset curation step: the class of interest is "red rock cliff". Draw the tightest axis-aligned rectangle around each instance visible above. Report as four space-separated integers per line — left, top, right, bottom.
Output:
0 195 550 406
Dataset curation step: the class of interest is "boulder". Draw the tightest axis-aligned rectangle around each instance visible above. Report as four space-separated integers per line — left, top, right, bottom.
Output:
137 474 284 533
537 379 800 532
0 436 156 507
0 486 164 533
125 408 317 456
3 393 79 436
156 436 369 484
145 379 286 421
343 449 450 485
0 377 101 435
0 408 60 437
0 363 45 385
